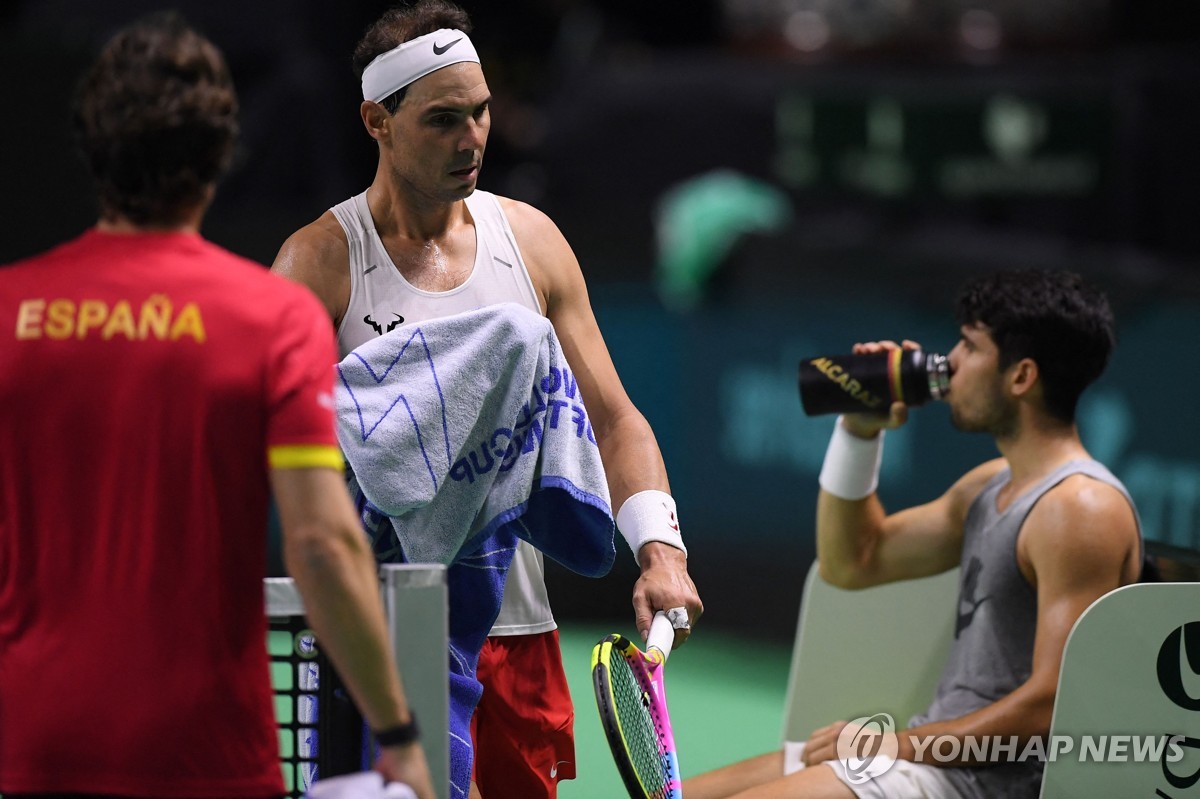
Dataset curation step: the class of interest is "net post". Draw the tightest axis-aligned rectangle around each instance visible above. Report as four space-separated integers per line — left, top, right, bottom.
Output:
264 566 449 799
265 578 322 796
379 563 449 799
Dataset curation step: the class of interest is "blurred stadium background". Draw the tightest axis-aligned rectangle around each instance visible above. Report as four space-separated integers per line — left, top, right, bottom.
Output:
4 0 1198 792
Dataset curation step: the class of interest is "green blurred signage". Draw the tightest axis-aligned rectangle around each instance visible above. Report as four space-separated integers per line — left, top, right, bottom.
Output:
773 90 1109 199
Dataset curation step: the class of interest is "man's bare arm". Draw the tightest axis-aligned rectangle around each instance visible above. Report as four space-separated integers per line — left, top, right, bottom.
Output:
271 214 353 326
272 466 435 795
807 477 1139 768
500 197 703 642
817 454 1002 589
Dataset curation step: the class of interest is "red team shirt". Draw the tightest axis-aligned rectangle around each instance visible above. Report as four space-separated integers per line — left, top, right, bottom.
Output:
0 229 341 796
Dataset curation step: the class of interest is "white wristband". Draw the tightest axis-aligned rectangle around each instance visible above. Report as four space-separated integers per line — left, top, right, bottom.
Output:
818 416 884 500
615 489 687 558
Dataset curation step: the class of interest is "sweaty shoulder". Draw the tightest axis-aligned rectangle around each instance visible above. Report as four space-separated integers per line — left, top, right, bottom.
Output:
495 196 578 310
1020 470 1141 586
495 197 571 260
271 211 351 324
1028 474 1139 550
495 195 555 231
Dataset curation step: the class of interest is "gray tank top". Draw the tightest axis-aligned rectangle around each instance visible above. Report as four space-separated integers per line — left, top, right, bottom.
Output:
331 189 556 636
909 458 1141 798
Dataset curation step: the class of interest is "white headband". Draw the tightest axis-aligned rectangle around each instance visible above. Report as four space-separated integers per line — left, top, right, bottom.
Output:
361 28 481 103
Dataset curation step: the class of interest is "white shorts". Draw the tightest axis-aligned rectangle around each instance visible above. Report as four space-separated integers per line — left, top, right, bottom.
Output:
784 741 961 799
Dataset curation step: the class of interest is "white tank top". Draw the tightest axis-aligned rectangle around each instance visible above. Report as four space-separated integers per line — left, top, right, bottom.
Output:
332 189 555 635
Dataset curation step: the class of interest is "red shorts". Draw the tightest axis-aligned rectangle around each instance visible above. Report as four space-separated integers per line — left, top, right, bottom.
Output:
471 629 575 799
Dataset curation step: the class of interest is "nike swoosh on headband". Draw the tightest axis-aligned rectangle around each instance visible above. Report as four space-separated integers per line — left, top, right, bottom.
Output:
361 29 480 102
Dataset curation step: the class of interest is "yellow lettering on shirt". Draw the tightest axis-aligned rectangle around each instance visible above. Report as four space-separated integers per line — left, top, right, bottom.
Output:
76 300 107 339
12 295 207 344
138 294 171 340
102 301 136 340
169 303 206 343
15 299 45 339
45 299 76 339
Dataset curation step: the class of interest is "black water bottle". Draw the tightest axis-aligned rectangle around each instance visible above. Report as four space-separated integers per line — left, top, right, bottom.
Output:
798 349 950 416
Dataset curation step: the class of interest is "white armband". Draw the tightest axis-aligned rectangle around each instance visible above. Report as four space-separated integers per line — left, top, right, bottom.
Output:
818 416 884 500
615 489 687 558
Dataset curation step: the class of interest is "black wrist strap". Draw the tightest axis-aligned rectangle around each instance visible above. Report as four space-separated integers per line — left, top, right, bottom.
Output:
374 715 420 747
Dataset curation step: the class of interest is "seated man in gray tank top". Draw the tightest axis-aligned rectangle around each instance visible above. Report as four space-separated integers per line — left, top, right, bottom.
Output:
685 269 1142 799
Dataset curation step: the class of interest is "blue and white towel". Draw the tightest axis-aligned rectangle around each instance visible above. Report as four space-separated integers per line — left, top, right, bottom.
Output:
336 302 615 574
335 302 616 796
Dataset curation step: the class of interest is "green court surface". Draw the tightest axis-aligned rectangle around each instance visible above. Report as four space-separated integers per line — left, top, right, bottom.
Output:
556 622 792 799
1 621 788 799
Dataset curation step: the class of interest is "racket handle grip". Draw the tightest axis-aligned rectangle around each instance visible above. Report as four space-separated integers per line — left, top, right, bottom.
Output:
647 610 674 661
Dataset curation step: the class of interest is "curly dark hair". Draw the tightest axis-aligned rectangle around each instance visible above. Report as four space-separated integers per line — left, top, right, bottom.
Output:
72 12 238 227
955 269 1116 424
353 0 473 114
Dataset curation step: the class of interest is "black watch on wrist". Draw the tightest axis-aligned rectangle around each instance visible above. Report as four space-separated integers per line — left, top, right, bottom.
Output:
374 714 420 747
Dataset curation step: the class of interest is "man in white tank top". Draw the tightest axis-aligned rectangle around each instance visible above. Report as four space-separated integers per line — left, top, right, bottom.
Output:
271 3 703 798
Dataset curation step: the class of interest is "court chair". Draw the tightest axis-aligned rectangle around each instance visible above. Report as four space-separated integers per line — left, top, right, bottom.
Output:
781 561 960 744
1039 581 1200 798
781 562 1200 798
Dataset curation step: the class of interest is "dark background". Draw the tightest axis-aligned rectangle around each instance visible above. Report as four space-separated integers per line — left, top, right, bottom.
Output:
5 0 1199 641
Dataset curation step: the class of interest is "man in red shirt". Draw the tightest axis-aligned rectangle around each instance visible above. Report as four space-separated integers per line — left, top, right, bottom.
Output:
0 13 434 798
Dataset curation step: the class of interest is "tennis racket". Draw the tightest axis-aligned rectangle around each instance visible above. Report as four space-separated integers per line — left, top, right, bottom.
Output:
591 611 681 799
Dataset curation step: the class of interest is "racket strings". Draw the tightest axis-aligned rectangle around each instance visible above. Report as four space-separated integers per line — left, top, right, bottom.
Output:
611 653 670 793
